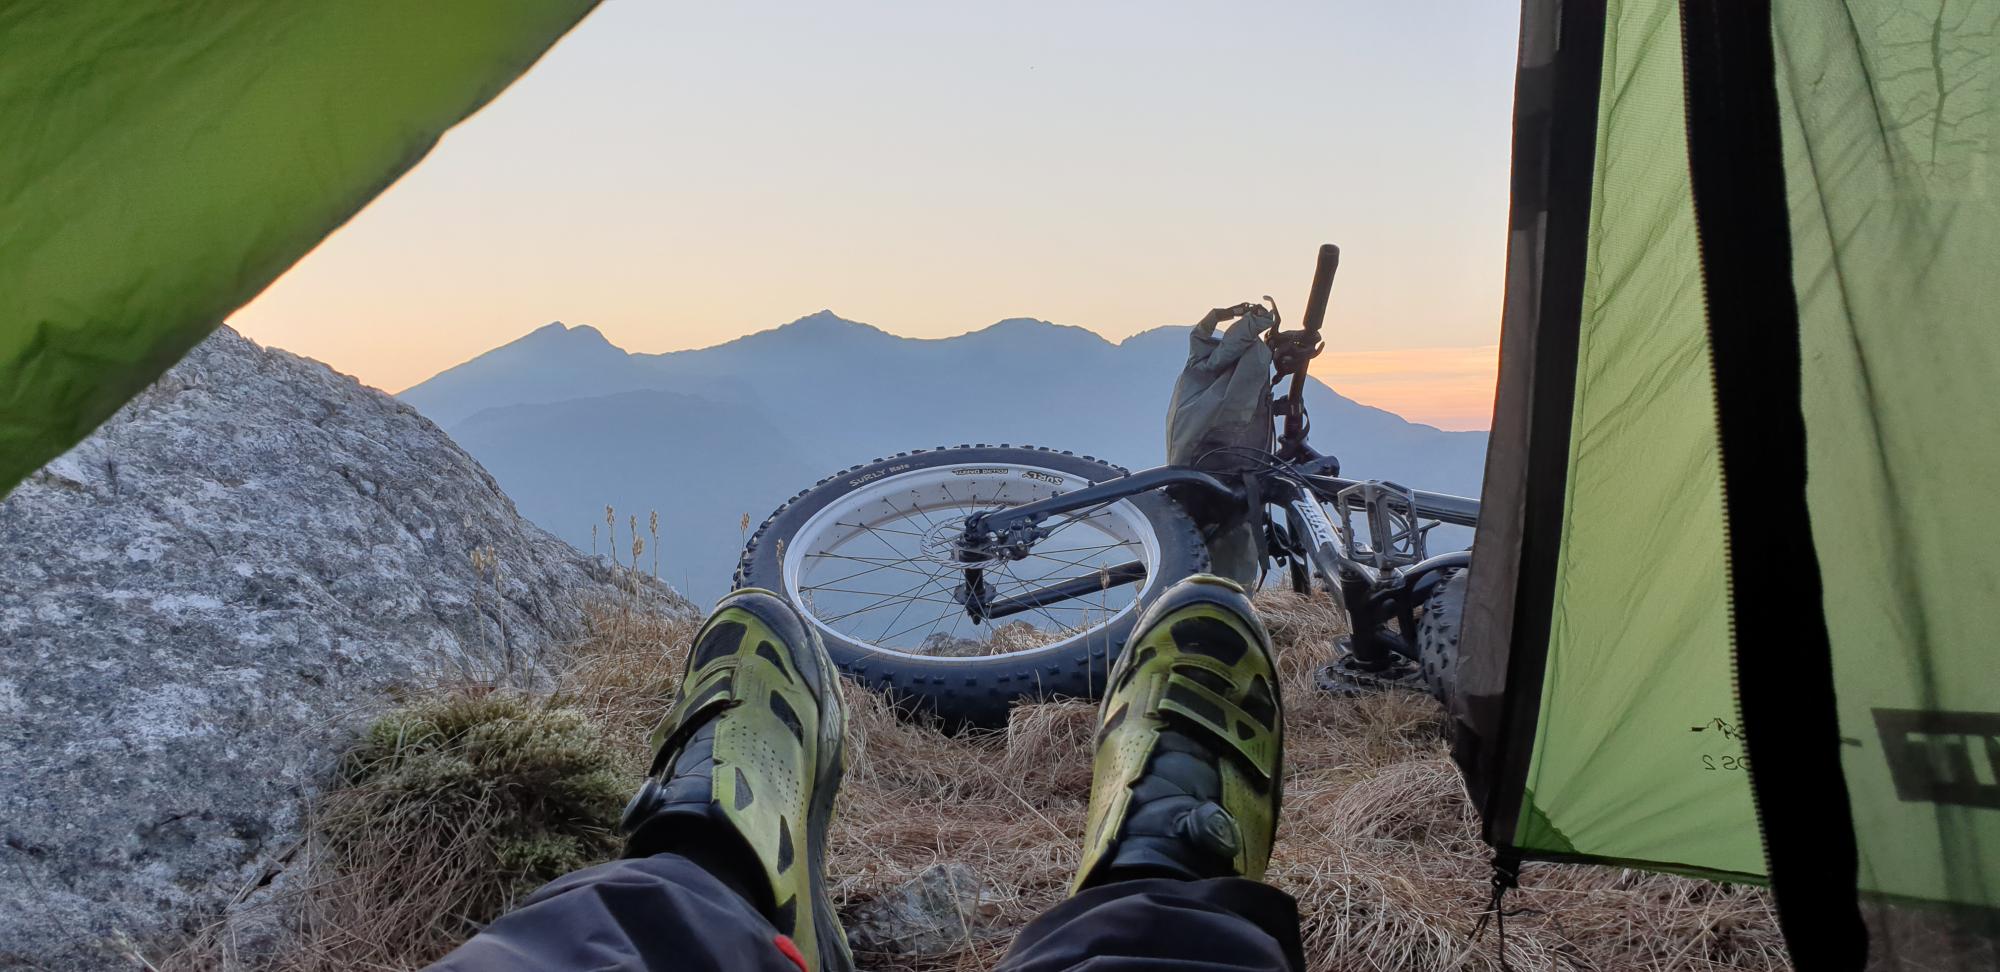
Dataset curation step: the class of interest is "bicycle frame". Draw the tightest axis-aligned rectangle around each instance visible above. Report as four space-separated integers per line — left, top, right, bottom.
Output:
959 460 1477 663
956 240 1482 666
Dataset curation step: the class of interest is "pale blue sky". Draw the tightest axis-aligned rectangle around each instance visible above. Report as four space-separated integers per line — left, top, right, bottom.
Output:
233 1 1521 427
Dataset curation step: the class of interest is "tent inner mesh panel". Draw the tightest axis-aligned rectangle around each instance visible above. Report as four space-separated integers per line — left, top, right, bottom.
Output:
1773 0 2000 958
1467 0 1998 961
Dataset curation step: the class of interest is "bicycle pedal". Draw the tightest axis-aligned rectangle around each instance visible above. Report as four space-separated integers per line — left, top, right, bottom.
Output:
1315 654 1423 697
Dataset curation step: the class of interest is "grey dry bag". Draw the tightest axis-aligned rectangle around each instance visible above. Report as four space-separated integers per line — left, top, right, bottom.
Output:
1164 304 1278 586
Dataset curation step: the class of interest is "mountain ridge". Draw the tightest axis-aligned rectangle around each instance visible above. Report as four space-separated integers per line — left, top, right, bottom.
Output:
402 312 1487 601
405 311 1479 432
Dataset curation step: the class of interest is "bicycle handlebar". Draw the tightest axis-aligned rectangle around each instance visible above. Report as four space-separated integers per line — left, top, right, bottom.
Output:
1299 243 1340 334
1273 243 1338 458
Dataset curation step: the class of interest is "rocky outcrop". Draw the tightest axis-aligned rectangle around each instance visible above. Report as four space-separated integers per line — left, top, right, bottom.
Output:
0 327 685 969
844 863 1006 956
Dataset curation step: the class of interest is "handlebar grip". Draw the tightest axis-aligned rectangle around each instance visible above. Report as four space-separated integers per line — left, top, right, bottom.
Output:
1299 243 1340 334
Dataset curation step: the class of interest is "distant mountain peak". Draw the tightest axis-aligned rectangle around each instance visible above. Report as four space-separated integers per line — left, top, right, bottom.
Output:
960 316 1110 348
397 320 637 409
980 316 1057 331
764 310 891 341
518 320 614 349
784 309 859 328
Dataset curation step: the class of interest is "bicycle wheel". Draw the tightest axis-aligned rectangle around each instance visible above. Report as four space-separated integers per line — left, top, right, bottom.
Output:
1416 568 1468 710
735 445 1208 727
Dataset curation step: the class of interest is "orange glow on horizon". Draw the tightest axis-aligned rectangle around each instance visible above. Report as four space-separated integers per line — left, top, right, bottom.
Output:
1314 345 1498 431
225 0 1516 436
230 295 1497 432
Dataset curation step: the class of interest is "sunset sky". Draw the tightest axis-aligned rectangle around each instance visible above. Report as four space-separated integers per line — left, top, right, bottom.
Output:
229 2 1519 431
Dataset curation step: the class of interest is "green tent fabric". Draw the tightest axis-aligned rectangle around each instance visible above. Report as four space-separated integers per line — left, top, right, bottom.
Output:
0 0 600 497
1775 0 2000 919
1461 0 1997 966
1507 0 1761 879
5 0 1993 966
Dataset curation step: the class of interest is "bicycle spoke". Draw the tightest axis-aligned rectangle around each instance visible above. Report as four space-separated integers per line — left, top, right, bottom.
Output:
987 532 1132 593
806 555 938 588
888 494 941 532
834 521 929 539
995 560 1084 633
807 550 932 566
875 582 937 645
881 604 964 647
816 570 953 625
786 462 1158 656
806 584 959 604
853 520 931 558
1013 547 1126 579
1039 507 1120 546
942 603 966 646
1022 540 1136 557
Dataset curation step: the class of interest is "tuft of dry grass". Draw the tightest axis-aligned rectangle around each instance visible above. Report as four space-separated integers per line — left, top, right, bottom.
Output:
165 591 1786 971
156 687 634 972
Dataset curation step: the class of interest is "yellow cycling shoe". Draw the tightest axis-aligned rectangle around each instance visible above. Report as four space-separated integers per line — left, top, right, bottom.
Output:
1074 574 1284 891
619 589 853 972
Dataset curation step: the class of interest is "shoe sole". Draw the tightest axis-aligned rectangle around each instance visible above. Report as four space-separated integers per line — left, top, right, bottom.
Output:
803 631 851 972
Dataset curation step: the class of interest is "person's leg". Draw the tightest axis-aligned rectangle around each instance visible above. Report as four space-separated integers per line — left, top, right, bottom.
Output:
425 855 802 972
998 575 1304 972
424 589 853 972
996 878 1303 972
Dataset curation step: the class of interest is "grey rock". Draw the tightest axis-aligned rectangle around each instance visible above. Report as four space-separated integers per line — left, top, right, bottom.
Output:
844 862 1005 956
0 327 687 969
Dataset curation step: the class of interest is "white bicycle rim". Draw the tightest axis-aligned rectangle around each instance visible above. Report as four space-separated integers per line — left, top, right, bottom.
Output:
780 461 1164 662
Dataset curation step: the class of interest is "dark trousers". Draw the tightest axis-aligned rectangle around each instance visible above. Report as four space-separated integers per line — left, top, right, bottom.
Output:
427 854 1305 972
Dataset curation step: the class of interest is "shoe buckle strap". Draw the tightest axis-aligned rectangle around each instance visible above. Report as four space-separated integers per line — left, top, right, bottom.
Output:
1158 671 1279 782
644 684 741 778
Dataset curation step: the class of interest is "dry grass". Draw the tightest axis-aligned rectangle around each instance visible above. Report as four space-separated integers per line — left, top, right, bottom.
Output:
164 592 1786 971
917 619 1099 658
